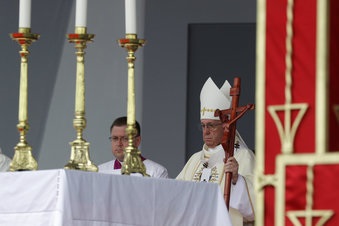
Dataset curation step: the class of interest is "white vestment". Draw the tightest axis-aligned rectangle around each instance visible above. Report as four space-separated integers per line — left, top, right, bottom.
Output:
98 159 169 179
0 153 11 172
176 143 255 226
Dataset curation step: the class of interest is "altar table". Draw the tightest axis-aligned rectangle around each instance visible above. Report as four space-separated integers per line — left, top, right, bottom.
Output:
0 169 231 226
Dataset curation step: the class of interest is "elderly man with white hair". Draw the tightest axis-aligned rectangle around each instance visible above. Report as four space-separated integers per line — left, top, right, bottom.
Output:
176 77 255 226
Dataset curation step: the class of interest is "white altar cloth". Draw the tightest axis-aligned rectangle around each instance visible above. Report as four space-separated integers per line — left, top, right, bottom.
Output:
0 169 232 226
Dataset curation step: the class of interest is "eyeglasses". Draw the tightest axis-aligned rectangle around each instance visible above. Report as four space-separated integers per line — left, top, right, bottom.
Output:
109 135 139 143
200 123 222 131
108 136 129 143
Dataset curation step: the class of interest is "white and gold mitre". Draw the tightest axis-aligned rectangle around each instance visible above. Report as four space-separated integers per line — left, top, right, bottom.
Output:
200 77 249 149
200 77 231 120
220 79 232 104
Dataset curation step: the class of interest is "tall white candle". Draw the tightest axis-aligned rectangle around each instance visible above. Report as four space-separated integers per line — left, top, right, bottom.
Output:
125 0 137 34
75 0 87 27
19 0 31 28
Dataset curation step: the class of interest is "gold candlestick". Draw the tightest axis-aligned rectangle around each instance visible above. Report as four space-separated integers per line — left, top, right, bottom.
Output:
9 28 39 171
118 34 148 176
64 27 97 172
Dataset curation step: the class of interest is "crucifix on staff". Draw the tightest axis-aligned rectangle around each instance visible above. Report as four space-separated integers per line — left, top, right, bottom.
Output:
215 77 255 210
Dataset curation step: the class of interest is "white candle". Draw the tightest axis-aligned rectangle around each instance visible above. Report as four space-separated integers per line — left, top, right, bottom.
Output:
125 0 137 34
75 0 87 27
19 0 31 28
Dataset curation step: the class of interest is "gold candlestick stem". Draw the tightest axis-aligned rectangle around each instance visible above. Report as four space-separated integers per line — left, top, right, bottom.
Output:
64 27 97 172
118 34 148 176
9 28 39 171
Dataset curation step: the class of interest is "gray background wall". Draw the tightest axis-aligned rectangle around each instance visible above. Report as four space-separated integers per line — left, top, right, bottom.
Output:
0 0 256 178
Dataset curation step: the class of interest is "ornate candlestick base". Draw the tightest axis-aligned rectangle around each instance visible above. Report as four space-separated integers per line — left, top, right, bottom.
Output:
64 27 97 172
122 146 148 175
118 34 148 176
9 28 39 171
10 143 37 171
64 140 97 172
122 126 148 176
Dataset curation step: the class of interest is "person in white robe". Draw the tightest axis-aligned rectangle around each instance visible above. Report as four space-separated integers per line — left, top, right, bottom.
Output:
176 77 255 226
98 116 168 178
0 147 11 172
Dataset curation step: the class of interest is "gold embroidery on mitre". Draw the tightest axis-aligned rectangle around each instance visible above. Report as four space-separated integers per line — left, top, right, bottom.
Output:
200 107 215 116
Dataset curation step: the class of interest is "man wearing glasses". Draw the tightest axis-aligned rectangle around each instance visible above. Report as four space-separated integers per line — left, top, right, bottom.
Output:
98 116 168 178
176 77 255 226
